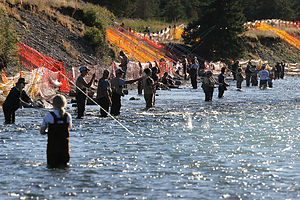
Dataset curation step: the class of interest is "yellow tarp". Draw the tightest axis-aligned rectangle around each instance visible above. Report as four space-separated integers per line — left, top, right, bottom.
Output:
256 22 300 50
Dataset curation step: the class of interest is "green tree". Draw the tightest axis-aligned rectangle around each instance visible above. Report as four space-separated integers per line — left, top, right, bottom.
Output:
134 0 160 20
97 0 137 18
295 0 300 19
183 0 246 62
181 0 212 21
253 0 295 20
0 9 19 71
163 0 185 22
241 0 259 21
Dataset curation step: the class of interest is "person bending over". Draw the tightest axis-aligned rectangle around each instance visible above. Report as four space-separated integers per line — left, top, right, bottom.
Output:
3 78 32 124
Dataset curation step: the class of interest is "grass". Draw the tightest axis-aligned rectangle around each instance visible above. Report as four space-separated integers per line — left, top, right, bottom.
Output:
1 0 83 32
0 2 28 26
62 40 71 51
117 18 186 33
5 0 81 10
70 50 78 59
244 29 278 39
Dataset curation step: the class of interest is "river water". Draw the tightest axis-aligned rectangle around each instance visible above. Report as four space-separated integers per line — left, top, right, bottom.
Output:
1 76 300 199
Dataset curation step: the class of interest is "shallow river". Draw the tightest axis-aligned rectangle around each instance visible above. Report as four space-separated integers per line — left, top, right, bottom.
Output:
1 77 300 199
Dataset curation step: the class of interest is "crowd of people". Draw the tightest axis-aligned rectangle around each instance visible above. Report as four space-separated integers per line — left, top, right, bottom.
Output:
231 60 286 91
178 56 287 101
1 49 289 168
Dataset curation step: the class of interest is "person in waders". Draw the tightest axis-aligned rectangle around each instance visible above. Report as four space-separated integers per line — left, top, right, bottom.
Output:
2 78 32 124
40 95 72 168
268 66 275 88
119 50 129 79
236 67 244 90
143 68 156 109
137 61 143 95
250 65 258 86
258 65 268 90
75 66 95 119
181 55 188 80
189 58 199 89
96 70 112 117
110 69 141 116
217 67 229 98
202 71 219 102
245 63 252 87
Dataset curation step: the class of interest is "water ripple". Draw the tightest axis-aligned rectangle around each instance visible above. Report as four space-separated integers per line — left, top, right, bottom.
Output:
1 77 300 199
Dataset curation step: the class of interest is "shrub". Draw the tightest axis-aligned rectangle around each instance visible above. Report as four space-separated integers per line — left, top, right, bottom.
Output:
0 8 19 71
84 26 105 48
82 4 115 58
84 26 106 56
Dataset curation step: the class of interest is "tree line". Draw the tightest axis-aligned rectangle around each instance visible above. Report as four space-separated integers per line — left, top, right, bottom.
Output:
83 0 299 63
84 0 300 22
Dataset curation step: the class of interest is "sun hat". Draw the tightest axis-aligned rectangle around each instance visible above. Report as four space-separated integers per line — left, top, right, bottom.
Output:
16 77 27 85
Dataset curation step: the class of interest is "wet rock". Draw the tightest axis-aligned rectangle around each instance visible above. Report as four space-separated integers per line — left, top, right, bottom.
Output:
129 97 140 100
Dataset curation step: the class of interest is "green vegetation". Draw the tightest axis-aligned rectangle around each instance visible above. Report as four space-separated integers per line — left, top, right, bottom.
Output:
83 26 105 54
82 5 115 28
183 0 246 63
0 8 19 71
85 0 299 22
83 0 300 62
116 18 183 33
81 5 115 57
0 0 299 68
1 0 116 60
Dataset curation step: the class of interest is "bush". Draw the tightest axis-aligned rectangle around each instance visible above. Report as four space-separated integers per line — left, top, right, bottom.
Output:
82 4 115 58
84 26 108 57
0 8 19 71
84 26 105 49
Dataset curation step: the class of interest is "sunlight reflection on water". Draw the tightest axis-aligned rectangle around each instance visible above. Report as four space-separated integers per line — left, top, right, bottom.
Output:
1 77 300 199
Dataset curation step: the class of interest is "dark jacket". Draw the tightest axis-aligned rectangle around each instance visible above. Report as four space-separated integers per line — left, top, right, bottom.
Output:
3 87 31 111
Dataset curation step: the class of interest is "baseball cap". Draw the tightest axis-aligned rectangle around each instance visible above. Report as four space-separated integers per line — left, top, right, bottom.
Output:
79 66 90 72
116 69 125 74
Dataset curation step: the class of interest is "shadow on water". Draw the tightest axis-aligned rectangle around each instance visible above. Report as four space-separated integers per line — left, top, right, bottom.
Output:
1 77 300 199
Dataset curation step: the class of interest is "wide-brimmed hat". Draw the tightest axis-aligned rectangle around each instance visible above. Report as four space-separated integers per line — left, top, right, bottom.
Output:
79 66 90 72
16 77 27 85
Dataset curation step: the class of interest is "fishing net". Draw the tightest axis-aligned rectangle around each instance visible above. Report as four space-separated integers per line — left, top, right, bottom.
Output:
0 43 71 105
0 67 63 105
17 43 70 93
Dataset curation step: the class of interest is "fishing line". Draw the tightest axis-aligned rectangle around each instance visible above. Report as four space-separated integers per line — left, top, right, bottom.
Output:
20 42 135 136
72 80 135 136
189 25 216 54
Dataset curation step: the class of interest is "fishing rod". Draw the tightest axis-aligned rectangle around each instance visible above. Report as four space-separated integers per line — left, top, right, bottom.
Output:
189 25 216 55
20 43 136 136
71 76 135 136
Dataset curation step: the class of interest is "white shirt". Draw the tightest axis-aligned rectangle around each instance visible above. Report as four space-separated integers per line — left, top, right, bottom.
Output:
41 110 72 129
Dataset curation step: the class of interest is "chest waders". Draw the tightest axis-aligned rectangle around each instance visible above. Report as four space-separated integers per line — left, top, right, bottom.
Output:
47 112 70 168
